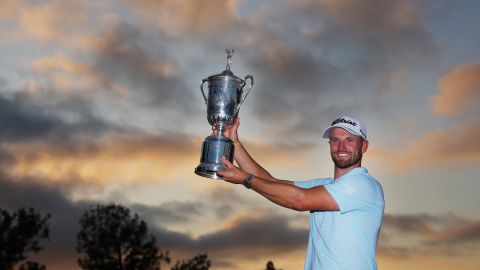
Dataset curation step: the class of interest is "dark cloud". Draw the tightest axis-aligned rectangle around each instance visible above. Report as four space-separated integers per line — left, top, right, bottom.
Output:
132 200 206 226
382 213 437 235
148 214 309 268
432 222 480 246
379 213 480 258
208 186 248 219
195 214 308 255
88 22 195 115
0 89 122 145
291 0 435 53
0 94 63 141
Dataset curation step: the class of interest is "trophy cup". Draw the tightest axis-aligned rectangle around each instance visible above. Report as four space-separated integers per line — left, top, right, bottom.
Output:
195 49 254 179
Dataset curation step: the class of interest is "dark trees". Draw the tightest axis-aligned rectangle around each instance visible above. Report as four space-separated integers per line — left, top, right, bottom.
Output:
76 204 170 270
171 254 211 270
0 207 50 270
265 261 281 270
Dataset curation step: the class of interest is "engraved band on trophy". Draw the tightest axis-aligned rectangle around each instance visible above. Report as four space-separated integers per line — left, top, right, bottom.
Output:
195 49 254 179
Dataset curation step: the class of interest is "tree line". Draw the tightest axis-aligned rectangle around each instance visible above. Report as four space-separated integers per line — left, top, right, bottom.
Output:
0 204 282 270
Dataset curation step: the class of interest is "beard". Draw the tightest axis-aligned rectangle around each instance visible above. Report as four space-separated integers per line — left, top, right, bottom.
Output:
331 148 363 169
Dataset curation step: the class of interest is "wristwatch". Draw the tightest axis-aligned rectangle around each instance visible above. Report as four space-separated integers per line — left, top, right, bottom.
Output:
243 174 254 189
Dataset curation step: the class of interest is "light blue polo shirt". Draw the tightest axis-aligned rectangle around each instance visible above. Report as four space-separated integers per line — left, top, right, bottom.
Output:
294 167 384 270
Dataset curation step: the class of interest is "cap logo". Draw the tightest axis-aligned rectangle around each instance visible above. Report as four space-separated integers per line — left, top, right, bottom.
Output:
332 117 357 127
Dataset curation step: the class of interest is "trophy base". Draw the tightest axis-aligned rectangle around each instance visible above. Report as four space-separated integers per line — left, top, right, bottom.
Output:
195 134 234 180
195 164 225 179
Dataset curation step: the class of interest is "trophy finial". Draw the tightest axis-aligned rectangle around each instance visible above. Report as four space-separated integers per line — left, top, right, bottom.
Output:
226 48 234 70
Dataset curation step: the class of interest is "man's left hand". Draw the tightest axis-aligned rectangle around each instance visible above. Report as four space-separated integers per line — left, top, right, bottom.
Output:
216 156 249 184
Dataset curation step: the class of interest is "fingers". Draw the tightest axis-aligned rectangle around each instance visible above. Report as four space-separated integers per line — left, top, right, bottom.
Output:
218 156 235 177
217 157 248 185
215 158 230 179
232 117 240 131
221 156 233 167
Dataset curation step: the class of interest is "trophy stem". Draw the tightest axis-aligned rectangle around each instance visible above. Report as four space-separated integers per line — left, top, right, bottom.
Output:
215 123 227 136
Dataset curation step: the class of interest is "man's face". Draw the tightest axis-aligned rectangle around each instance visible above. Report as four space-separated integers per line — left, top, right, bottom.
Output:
329 128 368 169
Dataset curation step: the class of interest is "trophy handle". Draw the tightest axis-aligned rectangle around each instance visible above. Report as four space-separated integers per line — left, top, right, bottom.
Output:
239 75 254 107
200 78 208 105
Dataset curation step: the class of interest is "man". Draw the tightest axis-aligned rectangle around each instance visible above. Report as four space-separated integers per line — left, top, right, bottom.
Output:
216 116 384 270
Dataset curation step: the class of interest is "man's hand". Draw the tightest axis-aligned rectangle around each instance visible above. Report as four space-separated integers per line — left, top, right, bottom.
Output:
216 156 249 184
212 118 240 143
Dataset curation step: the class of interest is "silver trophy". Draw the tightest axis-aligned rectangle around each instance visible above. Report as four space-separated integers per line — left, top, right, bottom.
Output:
195 49 254 179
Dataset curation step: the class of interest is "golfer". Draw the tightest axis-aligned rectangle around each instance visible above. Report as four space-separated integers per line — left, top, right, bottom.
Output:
217 115 384 270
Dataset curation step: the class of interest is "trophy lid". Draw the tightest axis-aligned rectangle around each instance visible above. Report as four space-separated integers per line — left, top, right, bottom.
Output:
219 69 235 76
209 48 243 81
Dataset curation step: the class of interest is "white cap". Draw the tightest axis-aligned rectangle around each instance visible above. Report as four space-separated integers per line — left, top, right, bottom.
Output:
322 116 367 140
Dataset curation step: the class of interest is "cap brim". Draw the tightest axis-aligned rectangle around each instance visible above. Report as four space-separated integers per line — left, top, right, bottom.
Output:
322 126 364 139
322 126 334 139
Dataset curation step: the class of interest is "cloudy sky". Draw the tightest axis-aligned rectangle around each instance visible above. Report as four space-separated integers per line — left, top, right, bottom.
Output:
1 0 479 269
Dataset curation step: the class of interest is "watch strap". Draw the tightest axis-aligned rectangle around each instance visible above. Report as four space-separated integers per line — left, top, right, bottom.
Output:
243 174 254 189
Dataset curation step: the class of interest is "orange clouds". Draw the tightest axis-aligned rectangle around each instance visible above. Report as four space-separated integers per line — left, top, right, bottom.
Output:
18 0 90 42
0 131 314 186
0 1 22 21
125 0 240 36
431 63 480 117
2 0 243 43
2 134 199 184
30 54 101 92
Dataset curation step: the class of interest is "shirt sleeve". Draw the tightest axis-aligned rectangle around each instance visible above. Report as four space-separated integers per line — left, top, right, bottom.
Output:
294 178 332 189
324 174 381 214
